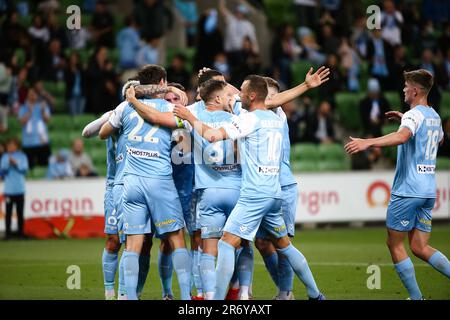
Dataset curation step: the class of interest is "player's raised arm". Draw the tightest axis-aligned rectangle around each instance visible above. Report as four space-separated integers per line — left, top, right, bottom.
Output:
266 66 330 108
173 105 229 143
82 111 112 138
344 127 412 154
125 86 182 129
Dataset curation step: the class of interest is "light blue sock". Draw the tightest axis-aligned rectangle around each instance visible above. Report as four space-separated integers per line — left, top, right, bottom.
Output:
237 245 253 287
428 251 450 278
229 247 243 287
122 251 139 300
192 249 203 295
262 252 279 289
214 240 236 300
278 253 294 292
278 244 320 298
395 257 422 300
102 249 118 291
137 254 150 296
158 251 173 297
118 253 126 296
172 248 192 300
200 253 216 297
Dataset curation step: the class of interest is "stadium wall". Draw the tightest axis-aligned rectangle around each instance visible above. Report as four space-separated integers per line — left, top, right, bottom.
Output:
0 172 449 238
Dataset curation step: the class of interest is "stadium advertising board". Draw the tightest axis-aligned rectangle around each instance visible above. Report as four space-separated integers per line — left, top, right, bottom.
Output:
0 172 449 238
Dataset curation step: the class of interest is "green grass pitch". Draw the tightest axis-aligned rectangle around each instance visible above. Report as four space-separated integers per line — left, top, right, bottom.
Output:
0 225 449 300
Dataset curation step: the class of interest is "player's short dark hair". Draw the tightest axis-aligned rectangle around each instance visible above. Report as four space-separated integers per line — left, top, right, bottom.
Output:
244 75 268 102
199 79 228 103
137 65 167 85
7 137 20 148
264 77 280 91
198 69 223 86
167 82 185 91
403 69 434 95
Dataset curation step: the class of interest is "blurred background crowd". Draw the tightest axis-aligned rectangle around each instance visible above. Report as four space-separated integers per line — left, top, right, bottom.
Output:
1 0 450 179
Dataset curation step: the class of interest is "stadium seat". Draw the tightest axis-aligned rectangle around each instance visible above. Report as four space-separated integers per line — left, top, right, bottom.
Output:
291 143 319 161
27 166 48 179
441 92 450 119
318 159 350 171
335 92 363 131
384 91 402 111
72 114 97 130
381 123 398 135
48 115 73 131
290 160 318 173
290 61 318 99
436 157 450 170
318 143 345 161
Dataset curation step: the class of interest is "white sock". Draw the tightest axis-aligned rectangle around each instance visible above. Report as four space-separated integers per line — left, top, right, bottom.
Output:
118 294 128 300
239 285 250 299
205 292 215 300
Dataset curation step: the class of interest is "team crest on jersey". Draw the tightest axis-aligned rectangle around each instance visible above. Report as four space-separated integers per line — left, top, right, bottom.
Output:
240 225 248 232
115 153 124 163
400 220 410 227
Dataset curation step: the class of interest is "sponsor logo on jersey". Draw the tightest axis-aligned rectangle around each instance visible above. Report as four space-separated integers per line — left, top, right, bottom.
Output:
258 166 280 175
115 153 124 163
417 164 435 174
127 147 160 159
211 164 240 172
239 225 247 232
260 120 283 128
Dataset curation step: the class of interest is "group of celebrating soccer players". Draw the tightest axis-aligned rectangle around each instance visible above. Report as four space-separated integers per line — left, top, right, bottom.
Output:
82 64 449 301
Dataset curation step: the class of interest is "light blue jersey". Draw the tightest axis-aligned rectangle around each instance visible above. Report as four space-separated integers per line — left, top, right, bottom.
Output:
109 99 180 178
392 106 444 198
186 108 241 190
224 109 284 198
106 137 116 182
274 107 297 187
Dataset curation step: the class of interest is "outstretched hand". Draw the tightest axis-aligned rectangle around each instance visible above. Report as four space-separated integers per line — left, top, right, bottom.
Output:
305 66 330 89
344 136 371 154
385 111 403 123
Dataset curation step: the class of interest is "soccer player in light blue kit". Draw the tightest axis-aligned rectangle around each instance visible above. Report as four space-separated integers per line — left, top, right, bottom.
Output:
174 75 326 300
184 79 242 300
345 69 450 299
100 65 192 300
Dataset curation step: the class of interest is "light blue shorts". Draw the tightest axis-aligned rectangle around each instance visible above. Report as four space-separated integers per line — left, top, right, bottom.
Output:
113 184 126 243
104 180 118 234
122 174 185 237
386 194 434 233
224 196 287 241
257 183 298 239
198 188 240 239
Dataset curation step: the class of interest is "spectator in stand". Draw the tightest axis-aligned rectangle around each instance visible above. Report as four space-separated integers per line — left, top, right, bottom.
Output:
28 14 50 45
1 11 28 50
18 87 51 169
297 26 326 65
47 11 68 50
318 53 343 107
33 80 56 111
390 45 414 96
69 138 96 175
293 0 318 28
102 59 120 114
133 0 173 42
419 20 439 54
380 0 404 46
86 46 110 114
28 14 50 78
213 52 231 82
135 38 160 67
1 138 28 240
116 15 141 70
438 22 450 56
366 29 393 89
89 0 115 48
37 0 60 14
0 56 12 133
47 148 74 180
439 48 450 91
437 118 450 158
282 99 304 145
174 0 198 47
166 53 191 91
67 26 92 50
338 37 361 91
194 8 223 71
232 36 261 86
219 0 259 66
351 16 370 58
417 48 443 113
305 100 336 144
65 51 87 116
359 78 391 138
76 163 98 177
42 38 66 82
271 24 302 87
319 24 341 55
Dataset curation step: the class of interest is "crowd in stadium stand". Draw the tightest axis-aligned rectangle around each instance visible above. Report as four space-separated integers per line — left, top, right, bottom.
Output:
0 0 449 179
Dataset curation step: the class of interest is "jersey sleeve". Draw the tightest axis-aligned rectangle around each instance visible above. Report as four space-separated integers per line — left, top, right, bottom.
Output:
108 101 127 129
223 112 258 140
160 101 184 128
400 109 424 136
